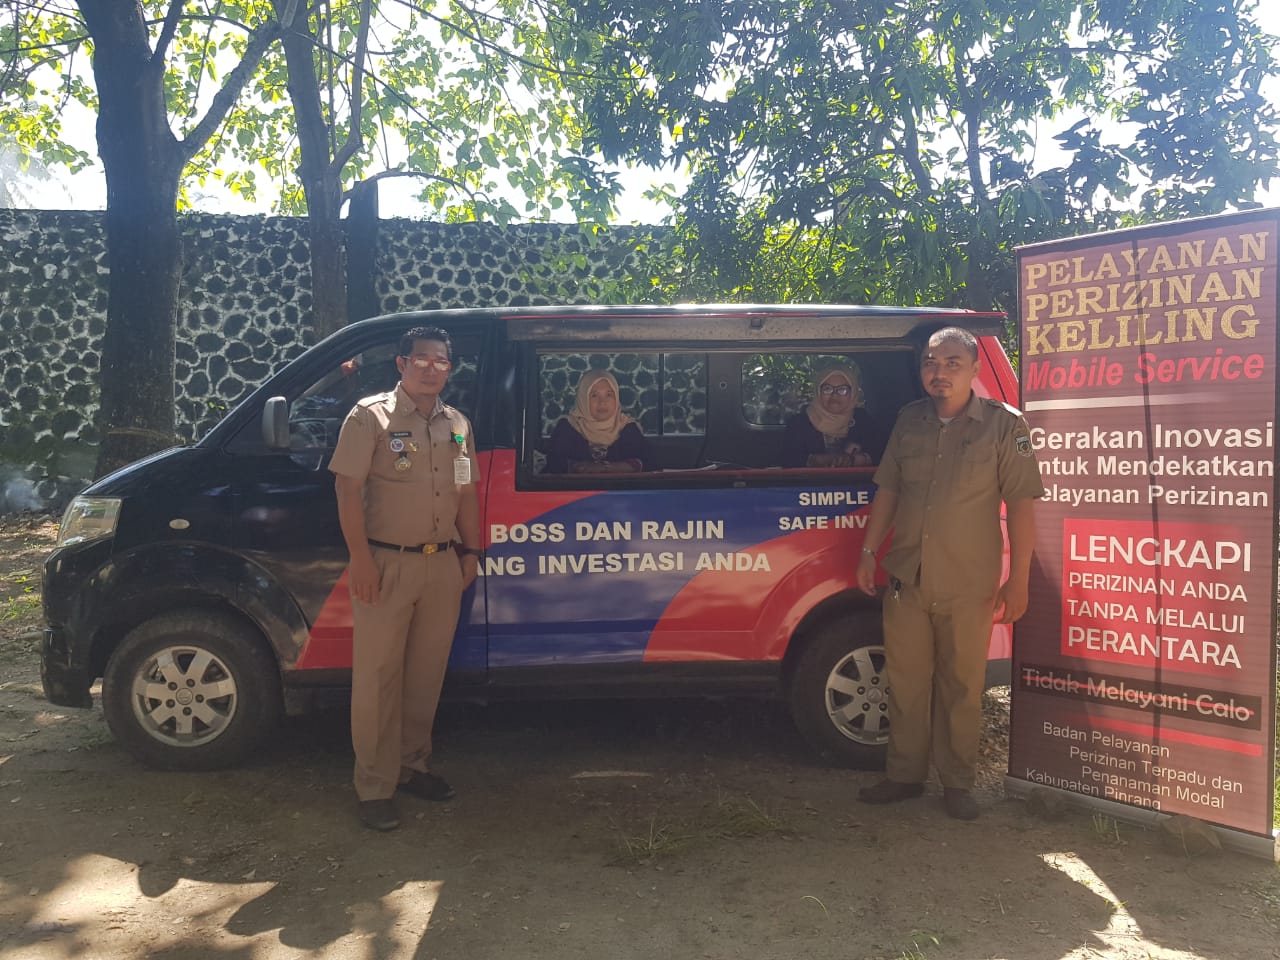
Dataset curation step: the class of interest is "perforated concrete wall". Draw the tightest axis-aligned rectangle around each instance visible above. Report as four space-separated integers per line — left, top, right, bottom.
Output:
0 210 647 509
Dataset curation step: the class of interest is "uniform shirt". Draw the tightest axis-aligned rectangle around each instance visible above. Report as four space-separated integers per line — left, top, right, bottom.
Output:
329 384 479 545
873 392 1044 600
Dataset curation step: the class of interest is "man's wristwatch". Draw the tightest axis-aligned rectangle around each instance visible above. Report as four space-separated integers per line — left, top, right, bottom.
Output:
861 547 876 557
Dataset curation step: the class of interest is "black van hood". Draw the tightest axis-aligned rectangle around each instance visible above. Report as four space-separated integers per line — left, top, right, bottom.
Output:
78 446 204 497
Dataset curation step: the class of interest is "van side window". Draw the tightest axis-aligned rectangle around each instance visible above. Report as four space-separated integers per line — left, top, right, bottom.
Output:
740 352 899 468
286 339 479 452
539 353 659 436
534 352 707 475
742 354 868 426
661 353 707 436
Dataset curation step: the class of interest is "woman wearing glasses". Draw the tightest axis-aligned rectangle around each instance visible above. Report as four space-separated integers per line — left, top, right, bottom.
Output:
783 363 882 468
545 368 654 474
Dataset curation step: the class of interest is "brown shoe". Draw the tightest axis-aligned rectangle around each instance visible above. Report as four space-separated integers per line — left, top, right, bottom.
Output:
943 788 980 820
358 798 401 831
858 779 925 804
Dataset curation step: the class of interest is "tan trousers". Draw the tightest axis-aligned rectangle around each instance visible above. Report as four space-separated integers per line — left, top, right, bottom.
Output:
350 548 463 801
882 579 993 789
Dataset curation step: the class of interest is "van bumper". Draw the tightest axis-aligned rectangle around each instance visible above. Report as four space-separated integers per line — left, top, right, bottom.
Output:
40 626 94 708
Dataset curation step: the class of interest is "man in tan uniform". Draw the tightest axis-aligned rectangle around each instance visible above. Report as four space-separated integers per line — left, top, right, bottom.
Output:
329 325 482 831
855 327 1043 820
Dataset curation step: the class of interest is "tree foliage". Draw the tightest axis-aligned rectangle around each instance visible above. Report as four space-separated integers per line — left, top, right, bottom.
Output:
0 0 285 475
226 0 624 334
1 0 619 467
568 0 1280 314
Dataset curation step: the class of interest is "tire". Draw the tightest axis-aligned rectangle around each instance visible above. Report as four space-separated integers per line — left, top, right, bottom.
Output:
102 611 282 771
788 611 889 768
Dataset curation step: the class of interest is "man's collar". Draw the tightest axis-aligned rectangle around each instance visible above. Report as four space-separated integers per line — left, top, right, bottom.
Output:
923 391 982 422
394 383 443 418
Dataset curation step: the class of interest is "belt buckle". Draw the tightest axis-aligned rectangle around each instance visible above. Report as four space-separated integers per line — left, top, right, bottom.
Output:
421 543 438 555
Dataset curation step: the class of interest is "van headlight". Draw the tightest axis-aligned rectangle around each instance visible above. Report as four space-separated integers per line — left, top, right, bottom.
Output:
57 497 122 547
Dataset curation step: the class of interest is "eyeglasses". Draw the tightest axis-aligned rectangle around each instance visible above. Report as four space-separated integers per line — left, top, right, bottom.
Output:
403 355 452 372
819 384 853 397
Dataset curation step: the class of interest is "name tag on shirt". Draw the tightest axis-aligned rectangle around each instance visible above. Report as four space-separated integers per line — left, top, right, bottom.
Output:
453 457 471 485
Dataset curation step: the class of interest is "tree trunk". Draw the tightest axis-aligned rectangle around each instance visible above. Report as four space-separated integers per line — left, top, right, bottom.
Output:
277 4 348 341
345 179 381 322
79 0 185 478
305 188 348 341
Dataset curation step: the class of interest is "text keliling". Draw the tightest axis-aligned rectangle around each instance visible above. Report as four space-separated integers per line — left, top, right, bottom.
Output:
1022 229 1272 357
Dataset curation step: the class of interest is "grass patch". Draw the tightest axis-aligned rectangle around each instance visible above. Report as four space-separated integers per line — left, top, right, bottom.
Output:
897 930 943 959
1090 812 1125 846
1 591 40 623
613 792 793 864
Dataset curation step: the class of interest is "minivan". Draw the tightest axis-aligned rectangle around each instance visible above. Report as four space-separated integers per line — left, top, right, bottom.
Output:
41 304 1019 769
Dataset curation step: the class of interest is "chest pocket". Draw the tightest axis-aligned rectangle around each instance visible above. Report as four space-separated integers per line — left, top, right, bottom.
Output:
895 434 934 492
958 436 997 486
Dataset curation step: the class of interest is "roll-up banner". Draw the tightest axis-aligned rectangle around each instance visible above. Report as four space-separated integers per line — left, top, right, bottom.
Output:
1009 209 1279 856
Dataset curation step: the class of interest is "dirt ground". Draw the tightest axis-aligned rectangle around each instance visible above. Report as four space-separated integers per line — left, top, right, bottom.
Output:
1 513 1277 960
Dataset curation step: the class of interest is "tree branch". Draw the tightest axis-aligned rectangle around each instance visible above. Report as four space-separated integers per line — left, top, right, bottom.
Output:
151 0 184 66
178 17 281 165
341 168 479 206
389 0 599 84
331 0 372 172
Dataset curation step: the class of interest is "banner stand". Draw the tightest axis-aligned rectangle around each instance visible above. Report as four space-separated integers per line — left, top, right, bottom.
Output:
1005 776 1279 861
1009 209 1279 853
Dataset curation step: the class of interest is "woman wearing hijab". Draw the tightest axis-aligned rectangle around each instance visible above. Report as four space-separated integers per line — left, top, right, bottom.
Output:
782 363 882 468
545 369 654 473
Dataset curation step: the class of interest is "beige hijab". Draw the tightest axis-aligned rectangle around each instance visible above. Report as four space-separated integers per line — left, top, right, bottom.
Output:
806 364 860 439
568 369 634 447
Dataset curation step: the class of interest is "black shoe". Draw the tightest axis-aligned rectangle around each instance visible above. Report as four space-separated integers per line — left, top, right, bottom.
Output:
943 788 980 821
398 771 455 802
358 798 400 831
858 779 925 804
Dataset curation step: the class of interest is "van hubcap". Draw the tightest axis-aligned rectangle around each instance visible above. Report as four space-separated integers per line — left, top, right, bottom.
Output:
130 645 238 747
824 645 890 746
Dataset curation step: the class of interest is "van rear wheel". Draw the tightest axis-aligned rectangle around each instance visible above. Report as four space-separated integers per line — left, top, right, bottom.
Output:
789 612 889 768
102 612 281 770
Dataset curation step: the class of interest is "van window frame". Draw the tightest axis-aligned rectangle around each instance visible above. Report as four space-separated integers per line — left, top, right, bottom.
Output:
222 320 496 456
515 340 923 491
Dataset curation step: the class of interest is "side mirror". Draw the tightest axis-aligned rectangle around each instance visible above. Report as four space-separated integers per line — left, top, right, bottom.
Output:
262 396 289 449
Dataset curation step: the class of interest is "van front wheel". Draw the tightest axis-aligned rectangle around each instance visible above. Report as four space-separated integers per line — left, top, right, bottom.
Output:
102 612 281 770
788 612 890 768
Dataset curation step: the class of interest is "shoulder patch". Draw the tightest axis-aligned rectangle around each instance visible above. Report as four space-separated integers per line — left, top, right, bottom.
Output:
1015 434 1034 457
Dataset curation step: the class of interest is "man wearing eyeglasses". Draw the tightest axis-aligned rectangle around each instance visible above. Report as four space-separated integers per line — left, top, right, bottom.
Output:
329 325 483 832
854 327 1043 820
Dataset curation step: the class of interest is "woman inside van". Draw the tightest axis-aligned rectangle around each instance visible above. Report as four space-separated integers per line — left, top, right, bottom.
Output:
545 369 654 473
783 363 882 468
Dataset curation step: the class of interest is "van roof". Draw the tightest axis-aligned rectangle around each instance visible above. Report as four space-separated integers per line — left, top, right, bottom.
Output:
360 304 1007 345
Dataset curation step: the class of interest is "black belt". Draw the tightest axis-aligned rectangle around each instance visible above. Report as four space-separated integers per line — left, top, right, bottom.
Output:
368 538 453 555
